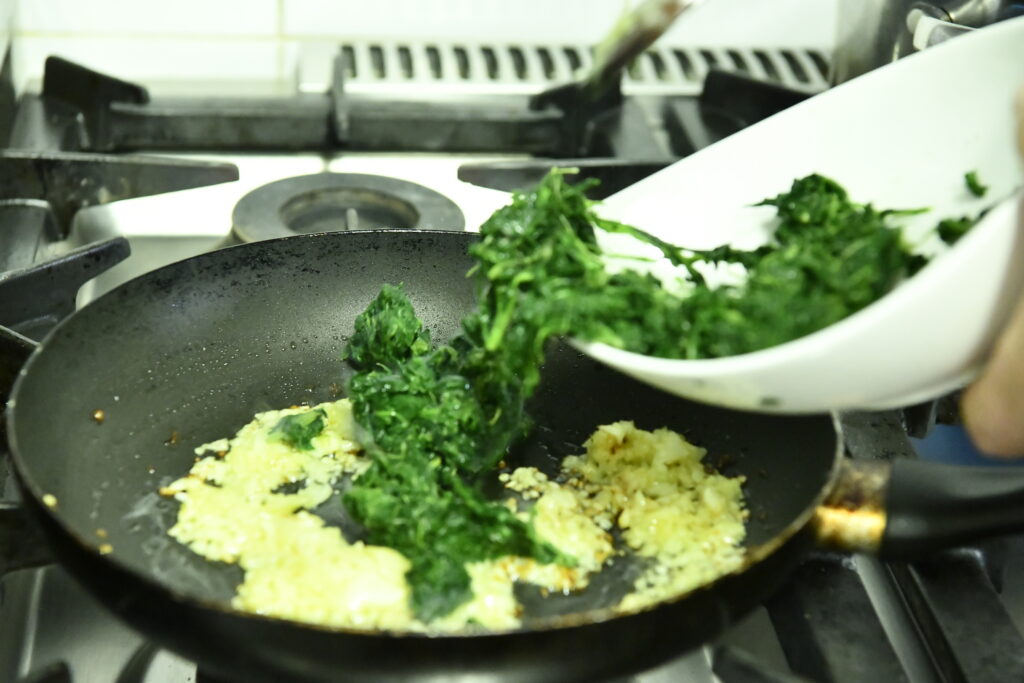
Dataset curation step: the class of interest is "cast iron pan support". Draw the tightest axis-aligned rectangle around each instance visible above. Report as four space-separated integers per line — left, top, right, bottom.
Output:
0 236 130 339
457 69 817 198
41 57 148 151
0 150 239 236
0 497 51 574
529 0 688 156
0 327 52 574
36 56 566 155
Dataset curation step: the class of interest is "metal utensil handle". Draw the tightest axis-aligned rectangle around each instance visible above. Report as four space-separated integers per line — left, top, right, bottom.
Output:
907 11 975 50
584 0 702 95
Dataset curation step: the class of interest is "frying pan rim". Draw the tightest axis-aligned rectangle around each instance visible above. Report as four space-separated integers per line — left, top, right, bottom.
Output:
5 229 845 639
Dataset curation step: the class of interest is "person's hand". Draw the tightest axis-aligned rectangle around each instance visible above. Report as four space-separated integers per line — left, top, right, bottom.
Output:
962 87 1024 456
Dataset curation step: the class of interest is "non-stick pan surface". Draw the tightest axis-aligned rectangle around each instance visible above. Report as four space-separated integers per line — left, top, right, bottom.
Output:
7 231 839 682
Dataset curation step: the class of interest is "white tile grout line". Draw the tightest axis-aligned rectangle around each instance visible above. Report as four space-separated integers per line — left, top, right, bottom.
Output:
276 0 285 82
14 30 280 41
12 30 830 54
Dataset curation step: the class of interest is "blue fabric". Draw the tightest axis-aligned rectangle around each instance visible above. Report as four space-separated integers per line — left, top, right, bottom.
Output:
912 424 1024 466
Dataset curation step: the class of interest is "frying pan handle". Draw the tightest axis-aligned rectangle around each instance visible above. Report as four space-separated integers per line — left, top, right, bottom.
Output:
814 458 1024 559
879 458 1024 559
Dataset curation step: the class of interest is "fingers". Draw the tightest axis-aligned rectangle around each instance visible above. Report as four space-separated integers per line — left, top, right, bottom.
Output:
961 85 1024 456
963 288 1024 456
1018 87 1024 156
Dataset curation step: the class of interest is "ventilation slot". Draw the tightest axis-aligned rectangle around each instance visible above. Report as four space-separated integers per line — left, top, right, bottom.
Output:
753 50 781 81
369 45 386 79
672 49 696 81
536 47 555 80
563 46 583 73
453 46 470 79
807 50 830 79
425 45 442 79
341 45 357 79
330 41 830 95
648 51 669 81
508 46 528 80
397 46 413 79
481 46 499 80
699 49 719 71
780 50 809 84
726 49 749 74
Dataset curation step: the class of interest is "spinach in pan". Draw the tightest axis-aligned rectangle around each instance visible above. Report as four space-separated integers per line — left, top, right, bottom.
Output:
270 408 327 451
343 284 572 621
343 170 976 621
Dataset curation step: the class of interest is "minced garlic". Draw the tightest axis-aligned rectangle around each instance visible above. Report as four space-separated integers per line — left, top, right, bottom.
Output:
164 403 746 632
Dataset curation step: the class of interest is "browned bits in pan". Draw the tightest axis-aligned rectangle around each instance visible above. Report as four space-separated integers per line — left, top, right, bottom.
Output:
165 430 180 446
95 528 108 538
92 409 105 424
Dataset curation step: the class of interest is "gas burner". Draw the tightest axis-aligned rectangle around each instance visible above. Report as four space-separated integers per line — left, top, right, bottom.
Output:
230 172 465 244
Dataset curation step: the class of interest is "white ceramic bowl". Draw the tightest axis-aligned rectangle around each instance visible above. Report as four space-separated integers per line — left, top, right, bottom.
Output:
575 16 1024 413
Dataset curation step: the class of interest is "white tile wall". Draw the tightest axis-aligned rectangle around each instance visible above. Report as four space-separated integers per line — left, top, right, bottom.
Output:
281 0 838 46
282 0 619 43
12 0 838 91
18 0 278 35
16 36 280 83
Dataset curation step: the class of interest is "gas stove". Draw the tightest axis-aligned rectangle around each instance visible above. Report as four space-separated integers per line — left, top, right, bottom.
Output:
3 38 1024 683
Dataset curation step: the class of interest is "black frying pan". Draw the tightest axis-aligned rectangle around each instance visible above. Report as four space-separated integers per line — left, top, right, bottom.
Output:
4 230 1024 683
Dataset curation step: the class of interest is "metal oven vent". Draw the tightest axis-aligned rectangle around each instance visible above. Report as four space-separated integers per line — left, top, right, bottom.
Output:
311 41 830 96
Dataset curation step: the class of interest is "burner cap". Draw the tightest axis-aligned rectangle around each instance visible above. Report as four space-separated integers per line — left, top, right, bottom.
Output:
231 173 465 243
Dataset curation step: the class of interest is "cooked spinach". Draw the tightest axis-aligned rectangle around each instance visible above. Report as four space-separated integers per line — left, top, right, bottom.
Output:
965 170 988 198
270 408 327 451
343 170 976 621
344 283 572 621
467 171 940 361
937 216 977 245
